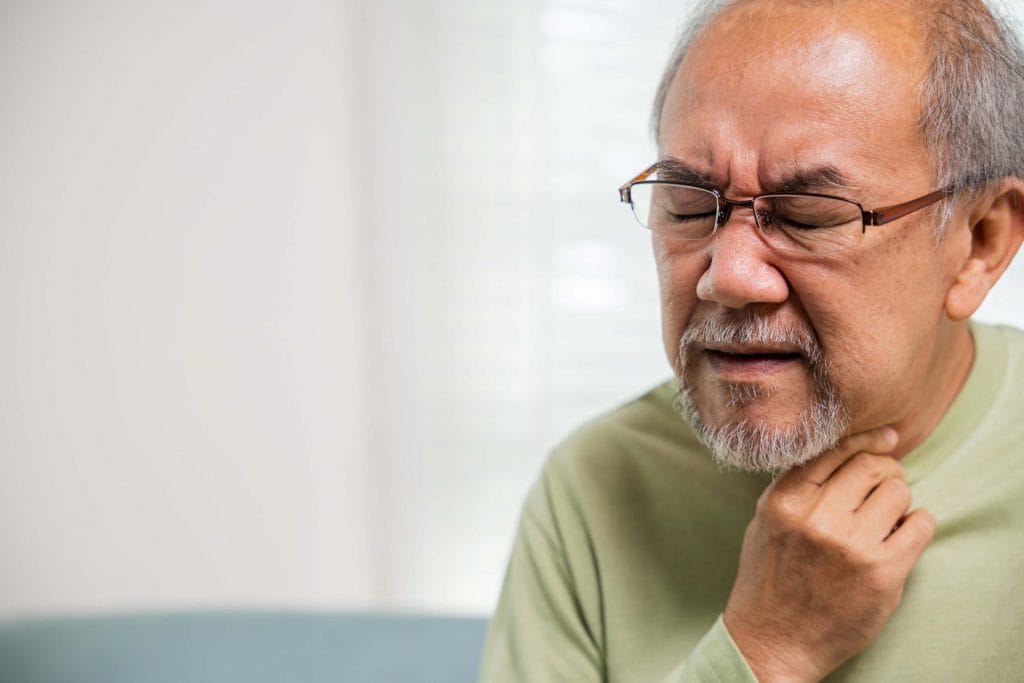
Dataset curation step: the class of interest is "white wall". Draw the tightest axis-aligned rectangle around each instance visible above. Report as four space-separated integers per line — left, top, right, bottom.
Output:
0 0 379 616
1 0 1022 619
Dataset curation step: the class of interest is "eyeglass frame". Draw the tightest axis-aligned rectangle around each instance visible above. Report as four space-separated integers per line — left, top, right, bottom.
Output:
618 163 953 233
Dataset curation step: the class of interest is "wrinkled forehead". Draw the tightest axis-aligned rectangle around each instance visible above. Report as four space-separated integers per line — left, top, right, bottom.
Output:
688 0 928 107
659 0 933 185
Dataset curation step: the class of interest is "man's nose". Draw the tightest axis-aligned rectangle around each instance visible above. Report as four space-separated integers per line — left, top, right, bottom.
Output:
695 217 789 309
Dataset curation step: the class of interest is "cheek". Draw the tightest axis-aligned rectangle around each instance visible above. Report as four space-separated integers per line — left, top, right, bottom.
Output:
803 241 949 418
653 237 707 370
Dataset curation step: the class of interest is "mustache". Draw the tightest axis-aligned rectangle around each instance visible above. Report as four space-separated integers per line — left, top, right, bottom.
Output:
678 314 824 366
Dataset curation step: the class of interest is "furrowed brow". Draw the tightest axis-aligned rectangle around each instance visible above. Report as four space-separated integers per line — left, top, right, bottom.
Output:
655 156 717 189
772 165 854 194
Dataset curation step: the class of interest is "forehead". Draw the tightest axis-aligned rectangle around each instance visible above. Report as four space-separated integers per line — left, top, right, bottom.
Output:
659 0 933 191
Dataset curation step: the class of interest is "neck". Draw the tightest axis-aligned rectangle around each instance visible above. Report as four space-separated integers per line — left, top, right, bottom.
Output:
890 321 976 460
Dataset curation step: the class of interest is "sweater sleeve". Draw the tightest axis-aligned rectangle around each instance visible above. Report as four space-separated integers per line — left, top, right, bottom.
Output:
479 466 759 683
478 476 604 682
660 615 760 682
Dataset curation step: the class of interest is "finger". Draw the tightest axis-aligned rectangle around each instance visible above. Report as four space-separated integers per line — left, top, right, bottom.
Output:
777 426 898 490
823 452 906 512
853 477 912 541
883 508 937 570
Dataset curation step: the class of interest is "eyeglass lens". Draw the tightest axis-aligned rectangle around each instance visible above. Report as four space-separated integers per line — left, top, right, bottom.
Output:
628 183 865 253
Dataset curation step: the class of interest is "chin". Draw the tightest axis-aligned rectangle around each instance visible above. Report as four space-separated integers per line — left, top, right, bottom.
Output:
671 311 853 471
675 380 851 473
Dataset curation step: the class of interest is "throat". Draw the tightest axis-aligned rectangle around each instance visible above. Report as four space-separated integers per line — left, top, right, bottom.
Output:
886 324 977 460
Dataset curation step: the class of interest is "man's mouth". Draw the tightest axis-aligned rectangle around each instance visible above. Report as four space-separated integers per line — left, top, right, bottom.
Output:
703 346 804 377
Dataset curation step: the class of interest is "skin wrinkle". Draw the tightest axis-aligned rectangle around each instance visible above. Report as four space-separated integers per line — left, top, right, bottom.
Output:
666 21 912 203
653 0 984 470
674 312 849 471
616 3 1024 680
656 155 858 196
657 0 1024 236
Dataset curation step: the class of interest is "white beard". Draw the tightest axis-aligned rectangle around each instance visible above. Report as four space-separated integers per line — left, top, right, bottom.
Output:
674 313 851 472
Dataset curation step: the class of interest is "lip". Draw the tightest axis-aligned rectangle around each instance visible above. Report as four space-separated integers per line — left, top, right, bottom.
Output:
704 342 804 355
703 347 804 380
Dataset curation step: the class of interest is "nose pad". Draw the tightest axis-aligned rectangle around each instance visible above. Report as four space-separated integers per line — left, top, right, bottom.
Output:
716 203 733 227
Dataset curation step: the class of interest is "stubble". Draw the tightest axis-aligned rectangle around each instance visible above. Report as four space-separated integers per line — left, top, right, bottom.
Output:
674 313 851 472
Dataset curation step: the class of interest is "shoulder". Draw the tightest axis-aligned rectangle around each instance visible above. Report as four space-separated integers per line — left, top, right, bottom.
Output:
973 318 1024 349
990 322 1024 369
971 320 1024 385
543 380 706 490
966 321 1024 439
531 381 765 530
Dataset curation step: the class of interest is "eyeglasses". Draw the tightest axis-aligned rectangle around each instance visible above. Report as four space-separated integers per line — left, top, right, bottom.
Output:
618 163 952 255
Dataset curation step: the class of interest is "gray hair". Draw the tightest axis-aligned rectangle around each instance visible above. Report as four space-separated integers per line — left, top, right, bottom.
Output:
650 0 1024 230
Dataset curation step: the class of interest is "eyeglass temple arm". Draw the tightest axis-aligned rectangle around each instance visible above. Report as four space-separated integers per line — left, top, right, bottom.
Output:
618 163 659 202
863 189 951 227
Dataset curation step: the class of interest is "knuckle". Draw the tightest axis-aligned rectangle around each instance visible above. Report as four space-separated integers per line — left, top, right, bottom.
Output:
921 508 938 529
837 538 873 568
754 489 771 517
912 511 939 542
803 507 832 536
878 477 912 507
760 493 805 529
862 559 903 593
850 452 887 481
802 509 850 550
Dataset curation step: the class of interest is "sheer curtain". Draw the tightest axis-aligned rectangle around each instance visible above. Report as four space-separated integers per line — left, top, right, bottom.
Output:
356 0 1024 613
1 0 1022 619
354 0 683 612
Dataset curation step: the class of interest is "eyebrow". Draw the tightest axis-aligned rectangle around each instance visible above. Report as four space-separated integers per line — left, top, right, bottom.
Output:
655 156 717 189
772 165 855 194
656 156 856 195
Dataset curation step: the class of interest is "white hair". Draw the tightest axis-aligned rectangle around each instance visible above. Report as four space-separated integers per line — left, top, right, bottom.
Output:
650 0 1024 236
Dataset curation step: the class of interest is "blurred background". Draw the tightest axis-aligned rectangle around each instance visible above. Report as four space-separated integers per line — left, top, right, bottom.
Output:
2 0 1023 620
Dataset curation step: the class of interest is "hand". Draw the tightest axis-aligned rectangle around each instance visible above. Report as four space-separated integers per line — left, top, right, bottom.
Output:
722 427 936 682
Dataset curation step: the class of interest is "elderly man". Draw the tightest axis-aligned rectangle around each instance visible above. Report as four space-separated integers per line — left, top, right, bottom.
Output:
481 0 1024 681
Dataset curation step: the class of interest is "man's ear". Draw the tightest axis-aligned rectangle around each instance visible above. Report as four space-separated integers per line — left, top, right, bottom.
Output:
944 178 1024 322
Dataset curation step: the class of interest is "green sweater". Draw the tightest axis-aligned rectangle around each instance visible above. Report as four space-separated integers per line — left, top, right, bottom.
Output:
481 322 1024 682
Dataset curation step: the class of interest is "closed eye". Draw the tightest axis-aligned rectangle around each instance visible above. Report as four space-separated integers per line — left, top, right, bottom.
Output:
768 213 825 230
666 210 717 223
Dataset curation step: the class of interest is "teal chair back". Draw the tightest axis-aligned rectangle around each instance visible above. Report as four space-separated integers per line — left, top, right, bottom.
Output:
0 612 487 683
